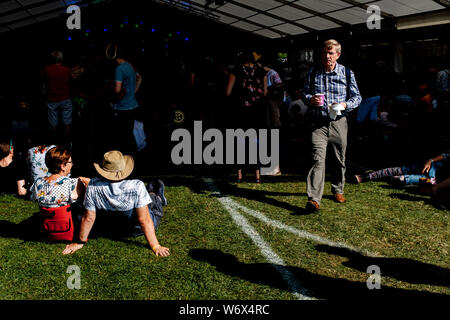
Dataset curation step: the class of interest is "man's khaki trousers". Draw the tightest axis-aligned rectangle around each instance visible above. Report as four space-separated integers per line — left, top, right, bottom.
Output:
306 117 347 205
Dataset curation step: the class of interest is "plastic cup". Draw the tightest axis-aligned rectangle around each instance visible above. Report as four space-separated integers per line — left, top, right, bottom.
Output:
315 93 325 106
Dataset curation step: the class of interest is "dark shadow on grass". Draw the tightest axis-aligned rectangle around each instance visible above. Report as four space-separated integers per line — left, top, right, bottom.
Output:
189 248 448 299
389 193 430 202
0 213 45 242
388 193 447 210
140 173 319 215
233 175 307 185
315 245 450 288
290 207 317 216
0 212 150 248
322 194 343 202
140 172 311 196
379 184 425 195
216 181 309 215
110 238 149 249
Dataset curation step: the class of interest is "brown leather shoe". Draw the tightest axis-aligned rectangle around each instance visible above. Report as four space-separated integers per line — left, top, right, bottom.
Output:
334 193 345 203
306 200 320 212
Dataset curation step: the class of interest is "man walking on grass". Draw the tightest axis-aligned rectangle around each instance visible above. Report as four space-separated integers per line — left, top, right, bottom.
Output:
302 39 362 212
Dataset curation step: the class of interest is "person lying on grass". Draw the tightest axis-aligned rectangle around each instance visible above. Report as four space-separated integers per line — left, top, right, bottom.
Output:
354 152 450 186
62 150 170 257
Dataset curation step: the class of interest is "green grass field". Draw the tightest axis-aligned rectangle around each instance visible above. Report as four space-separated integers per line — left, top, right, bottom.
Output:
0 174 449 300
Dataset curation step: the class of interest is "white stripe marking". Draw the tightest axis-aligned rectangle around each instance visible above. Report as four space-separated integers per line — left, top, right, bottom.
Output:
230 200 380 258
203 177 315 300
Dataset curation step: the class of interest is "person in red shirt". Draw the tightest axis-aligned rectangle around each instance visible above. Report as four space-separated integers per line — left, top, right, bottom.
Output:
41 50 73 144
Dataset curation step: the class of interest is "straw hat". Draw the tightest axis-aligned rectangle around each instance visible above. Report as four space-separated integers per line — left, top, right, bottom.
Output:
94 150 134 181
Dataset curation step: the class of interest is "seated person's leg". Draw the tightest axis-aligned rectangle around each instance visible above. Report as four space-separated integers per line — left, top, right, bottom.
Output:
147 179 167 206
361 166 404 182
126 204 162 235
115 205 162 237
403 174 425 185
148 194 163 230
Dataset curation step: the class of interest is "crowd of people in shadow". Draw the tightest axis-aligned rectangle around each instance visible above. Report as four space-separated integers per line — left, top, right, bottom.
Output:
0 40 448 276
0 45 170 256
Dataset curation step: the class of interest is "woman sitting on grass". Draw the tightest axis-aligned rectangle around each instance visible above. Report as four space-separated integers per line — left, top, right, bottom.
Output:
31 146 89 207
30 146 90 241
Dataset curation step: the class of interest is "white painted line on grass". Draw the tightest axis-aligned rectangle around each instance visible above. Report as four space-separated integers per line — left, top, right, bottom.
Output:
203 177 316 300
230 200 380 258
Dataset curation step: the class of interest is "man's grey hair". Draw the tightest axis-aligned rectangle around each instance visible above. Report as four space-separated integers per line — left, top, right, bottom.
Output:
323 39 341 54
50 50 63 63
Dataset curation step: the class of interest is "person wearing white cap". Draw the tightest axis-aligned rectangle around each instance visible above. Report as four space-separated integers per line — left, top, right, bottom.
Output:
62 150 170 257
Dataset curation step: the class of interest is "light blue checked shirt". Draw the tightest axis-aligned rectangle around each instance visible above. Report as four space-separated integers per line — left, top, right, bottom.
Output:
303 63 361 119
84 177 151 212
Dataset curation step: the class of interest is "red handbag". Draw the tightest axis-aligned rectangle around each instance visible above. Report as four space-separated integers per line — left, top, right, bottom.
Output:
39 205 74 242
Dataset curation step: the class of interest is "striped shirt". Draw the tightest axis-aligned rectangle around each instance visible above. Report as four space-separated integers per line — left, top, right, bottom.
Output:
84 177 151 212
303 63 361 119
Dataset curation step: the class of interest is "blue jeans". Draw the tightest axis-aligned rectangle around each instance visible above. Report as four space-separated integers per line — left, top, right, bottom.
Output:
402 161 443 185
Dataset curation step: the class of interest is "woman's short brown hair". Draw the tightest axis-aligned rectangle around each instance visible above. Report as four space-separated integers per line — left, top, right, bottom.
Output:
0 141 11 160
45 146 71 174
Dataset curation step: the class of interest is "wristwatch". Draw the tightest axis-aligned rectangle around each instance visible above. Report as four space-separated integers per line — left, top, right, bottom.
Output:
75 238 87 245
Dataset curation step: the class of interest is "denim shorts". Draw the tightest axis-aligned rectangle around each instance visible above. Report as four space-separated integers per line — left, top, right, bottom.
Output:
47 98 73 127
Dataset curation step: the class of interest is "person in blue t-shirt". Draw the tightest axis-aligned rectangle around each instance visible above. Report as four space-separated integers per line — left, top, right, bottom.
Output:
110 48 143 154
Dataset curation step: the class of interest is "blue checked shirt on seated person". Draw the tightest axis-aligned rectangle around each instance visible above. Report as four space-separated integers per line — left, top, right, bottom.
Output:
302 63 362 119
83 178 163 231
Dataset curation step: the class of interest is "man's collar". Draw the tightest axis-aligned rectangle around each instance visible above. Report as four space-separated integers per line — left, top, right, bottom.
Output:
322 62 342 74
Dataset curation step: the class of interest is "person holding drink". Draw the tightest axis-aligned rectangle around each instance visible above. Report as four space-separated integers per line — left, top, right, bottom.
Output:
302 39 362 212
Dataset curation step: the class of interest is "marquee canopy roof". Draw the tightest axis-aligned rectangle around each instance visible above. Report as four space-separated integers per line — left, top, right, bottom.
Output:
0 0 449 37
155 0 450 38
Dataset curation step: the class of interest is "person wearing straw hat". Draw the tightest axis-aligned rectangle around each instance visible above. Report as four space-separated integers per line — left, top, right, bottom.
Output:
62 150 169 257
